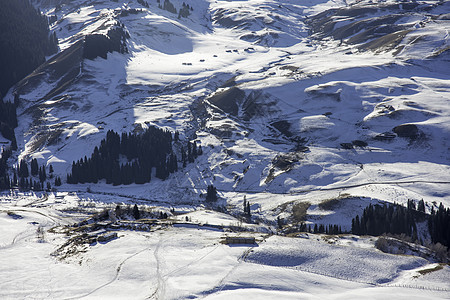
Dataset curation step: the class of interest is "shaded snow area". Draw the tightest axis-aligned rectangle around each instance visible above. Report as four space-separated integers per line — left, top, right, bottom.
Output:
0 193 449 299
246 235 427 284
2 0 450 298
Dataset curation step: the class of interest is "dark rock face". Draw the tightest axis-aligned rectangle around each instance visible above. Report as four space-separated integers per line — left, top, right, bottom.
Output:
352 140 368 147
393 124 419 139
83 26 128 60
340 143 354 150
374 132 396 141
271 120 292 137
208 87 245 115
83 34 112 60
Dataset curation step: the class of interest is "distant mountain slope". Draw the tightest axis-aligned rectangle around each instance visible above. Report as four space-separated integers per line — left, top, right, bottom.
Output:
0 0 58 97
1 0 449 228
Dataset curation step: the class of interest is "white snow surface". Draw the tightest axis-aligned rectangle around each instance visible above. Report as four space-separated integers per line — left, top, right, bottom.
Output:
2 0 450 297
0 192 449 299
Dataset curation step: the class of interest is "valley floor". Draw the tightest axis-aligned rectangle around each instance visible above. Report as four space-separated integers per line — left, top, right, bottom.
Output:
0 192 448 299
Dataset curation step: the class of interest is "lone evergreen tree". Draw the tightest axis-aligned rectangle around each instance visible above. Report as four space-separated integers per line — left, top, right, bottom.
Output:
418 200 426 213
133 204 140 220
18 160 29 178
277 216 283 229
206 184 218 202
31 158 38 176
49 164 54 178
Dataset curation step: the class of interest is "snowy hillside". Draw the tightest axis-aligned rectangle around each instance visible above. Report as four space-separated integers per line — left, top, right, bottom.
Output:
1 0 450 298
6 0 450 207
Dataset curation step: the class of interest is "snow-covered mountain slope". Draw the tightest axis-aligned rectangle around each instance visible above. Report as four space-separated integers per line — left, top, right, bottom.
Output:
1 0 450 297
6 0 449 220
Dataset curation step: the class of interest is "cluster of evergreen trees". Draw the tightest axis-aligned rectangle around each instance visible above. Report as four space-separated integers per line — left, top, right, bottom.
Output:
178 2 192 18
352 203 418 238
160 0 177 14
67 127 201 186
0 148 12 190
0 0 58 96
137 0 149 8
277 217 343 234
0 156 59 191
30 158 53 182
298 222 342 235
428 203 450 248
0 97 18 149
157 0 193 17
351 200 450 247
114 204 168 221
17 159 58 191
0 96 18 190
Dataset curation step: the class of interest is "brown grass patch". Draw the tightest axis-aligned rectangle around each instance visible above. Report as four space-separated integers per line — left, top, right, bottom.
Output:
417 264 444 276
292 202 311 223
318 193 351 210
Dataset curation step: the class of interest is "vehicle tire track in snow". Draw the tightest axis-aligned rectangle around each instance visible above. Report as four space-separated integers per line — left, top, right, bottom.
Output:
201 259 241 298
148 233 165 300
1 208 62 226
64 247 151 300
4 208 61 225
290 180 450 195
0 229 34 249
199 242 260 298
218 180 450 195
23 193 48 207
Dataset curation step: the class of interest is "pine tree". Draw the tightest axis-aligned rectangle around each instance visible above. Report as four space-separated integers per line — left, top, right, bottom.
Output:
31 158 38 176
206 184 218 202
49 164 54 178
39 166 47 182
192 141 197 158
18 160 29 178
133 204 140 220
19 177 25 190
277 216 283 229
417 200 425 213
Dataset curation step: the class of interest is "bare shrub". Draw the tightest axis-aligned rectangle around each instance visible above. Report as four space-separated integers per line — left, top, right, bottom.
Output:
36 226 45 243
428 242 449 263
375 236 389 252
